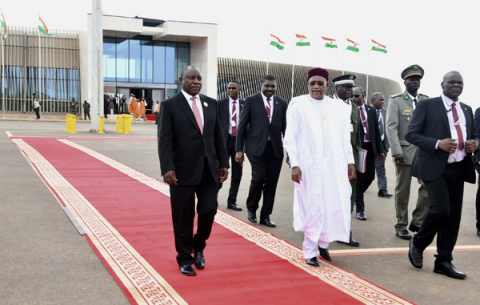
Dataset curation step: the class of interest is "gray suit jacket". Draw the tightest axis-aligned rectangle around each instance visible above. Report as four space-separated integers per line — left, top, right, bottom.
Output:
386 90 428 165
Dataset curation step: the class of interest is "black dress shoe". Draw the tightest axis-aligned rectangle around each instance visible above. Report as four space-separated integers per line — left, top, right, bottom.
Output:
318 247 331 261
356 212 367 221
180 264 196 276
396 230 412 240
378 190 393 198
247 212 257 224
408 239 423 269
227 203 242 211
260 218 276 227
408 224 420 233
434 261 466 279
194 252 205 270
306 257 319 267
337 232 360 247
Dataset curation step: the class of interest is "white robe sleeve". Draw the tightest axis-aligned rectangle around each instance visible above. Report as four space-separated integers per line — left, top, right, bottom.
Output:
283 99 301 168
343 105 354 164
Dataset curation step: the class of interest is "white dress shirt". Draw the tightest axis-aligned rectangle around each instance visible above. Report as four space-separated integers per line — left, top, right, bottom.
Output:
358 104 370 143
408 93 418 110
182 89 204 126
261 92 274 123
229 97 241 135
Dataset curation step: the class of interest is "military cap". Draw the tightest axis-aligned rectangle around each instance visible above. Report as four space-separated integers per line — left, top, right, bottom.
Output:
332 74 356 86
401 64 424 80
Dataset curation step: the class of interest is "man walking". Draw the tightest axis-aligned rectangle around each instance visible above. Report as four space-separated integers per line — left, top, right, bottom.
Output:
386 65 430 240
218 81 244 211
158 66 229 276
235 75 287 228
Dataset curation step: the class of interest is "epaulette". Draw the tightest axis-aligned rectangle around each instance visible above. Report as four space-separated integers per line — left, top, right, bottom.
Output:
419 93 429 99
390 93 402 98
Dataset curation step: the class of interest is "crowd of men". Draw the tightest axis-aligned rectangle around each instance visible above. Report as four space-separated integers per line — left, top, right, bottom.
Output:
157 64 478 281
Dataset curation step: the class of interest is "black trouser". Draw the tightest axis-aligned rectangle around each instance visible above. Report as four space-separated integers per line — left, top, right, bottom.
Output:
355 142 376 213
245 142 283 219
413 161 465 262
84 112 90 120
169 158 218 266
475 172 480 230
34 107 40 119
225 136 243 205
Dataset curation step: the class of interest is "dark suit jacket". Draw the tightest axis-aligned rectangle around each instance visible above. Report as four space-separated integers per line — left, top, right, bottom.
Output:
158 92 229 186
378 108 390 154
358 104 385 157
218 97 245 144
235 93 287 158
474 107 480 169
406 97 477 183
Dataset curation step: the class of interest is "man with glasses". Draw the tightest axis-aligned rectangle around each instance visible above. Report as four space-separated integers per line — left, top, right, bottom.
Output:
218 81 245 211
331 74 361 246
352 87 385 221
386 64 430 240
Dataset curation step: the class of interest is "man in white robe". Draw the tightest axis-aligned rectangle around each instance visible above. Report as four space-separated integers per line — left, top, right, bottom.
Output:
284 68 356 266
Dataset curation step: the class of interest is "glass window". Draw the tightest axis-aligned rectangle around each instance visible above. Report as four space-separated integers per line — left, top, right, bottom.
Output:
129 39 141 82
141 41 153 83
177 43 190 82
116 38 129 82
103 37 116 81
153 42 165 83
165 42 176 84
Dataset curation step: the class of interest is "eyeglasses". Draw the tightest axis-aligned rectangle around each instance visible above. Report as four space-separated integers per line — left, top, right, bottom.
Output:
352 94 362 98
228 87 238 90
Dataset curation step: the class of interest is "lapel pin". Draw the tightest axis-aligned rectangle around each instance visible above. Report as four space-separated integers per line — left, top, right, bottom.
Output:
407 117 410 121
203 102 208 107
276 101 278 104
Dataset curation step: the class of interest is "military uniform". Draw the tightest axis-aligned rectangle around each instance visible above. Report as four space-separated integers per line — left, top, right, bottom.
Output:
386 89 430 233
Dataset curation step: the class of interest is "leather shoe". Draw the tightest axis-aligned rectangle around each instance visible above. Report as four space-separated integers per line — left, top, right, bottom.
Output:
356 212 367 221
306 257 319 267
408 239 423 269
193 252 205 270
396 230 412 240
434 261 466 279
260 218 276 227
179 264 196 276
247 212 257 224
318 247 331 261
378 190 393 198
227 203 242 211
409 224 420 233
337 232 360 247
477 229 480 237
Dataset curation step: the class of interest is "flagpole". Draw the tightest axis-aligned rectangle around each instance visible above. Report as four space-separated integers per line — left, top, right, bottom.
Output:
366 40 371 104
1 34 4 118
342 36 346 75
266 32 270 75
317 34 320 67
291 43 295 101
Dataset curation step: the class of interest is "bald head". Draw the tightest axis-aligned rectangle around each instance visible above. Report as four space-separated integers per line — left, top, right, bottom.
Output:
441 71 463 101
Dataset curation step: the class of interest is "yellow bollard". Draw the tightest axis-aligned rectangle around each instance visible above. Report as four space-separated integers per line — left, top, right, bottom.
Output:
124 114 132 134
116 115 120 133
120 114 125 133
71 115 77 134
98 115 104 134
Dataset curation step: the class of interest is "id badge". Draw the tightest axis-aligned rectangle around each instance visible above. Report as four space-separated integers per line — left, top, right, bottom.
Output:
350 124 354 133
231 120 237 127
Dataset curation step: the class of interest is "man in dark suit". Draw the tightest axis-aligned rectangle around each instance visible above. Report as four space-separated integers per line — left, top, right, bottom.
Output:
158 66 229 276
218 81 244 211
406 71 478 279
474 107 480 237
352 87 385 221
235 75 287 228
371 92 393 198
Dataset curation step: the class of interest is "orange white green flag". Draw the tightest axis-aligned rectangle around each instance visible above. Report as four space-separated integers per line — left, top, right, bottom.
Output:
346 38 359 52
1 11 7 40
371 39 387 54
270 34 285 50
38 16 52 37
322 36 337 48
295 34 310 47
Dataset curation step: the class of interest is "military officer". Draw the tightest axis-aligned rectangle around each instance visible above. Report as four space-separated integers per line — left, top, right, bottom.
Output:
331 74 361 247
386 64 430 240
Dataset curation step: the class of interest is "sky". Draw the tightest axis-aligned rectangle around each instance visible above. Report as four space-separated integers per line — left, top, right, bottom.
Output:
2 0 479 108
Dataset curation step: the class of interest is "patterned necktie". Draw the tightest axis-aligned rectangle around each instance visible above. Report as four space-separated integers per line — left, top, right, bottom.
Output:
266 97 271 123
377 109 384 138
191 96 203 134
451 102 464 150
232 100 237 137
360 106 370 141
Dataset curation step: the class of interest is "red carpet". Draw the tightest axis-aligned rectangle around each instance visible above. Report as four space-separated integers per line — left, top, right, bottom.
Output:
12 137 414 305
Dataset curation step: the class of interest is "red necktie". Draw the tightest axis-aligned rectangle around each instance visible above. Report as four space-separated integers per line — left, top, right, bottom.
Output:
451 102 464 150
266 98 271 123
360 106 370 141
191 96 203 134
232 100 237 137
